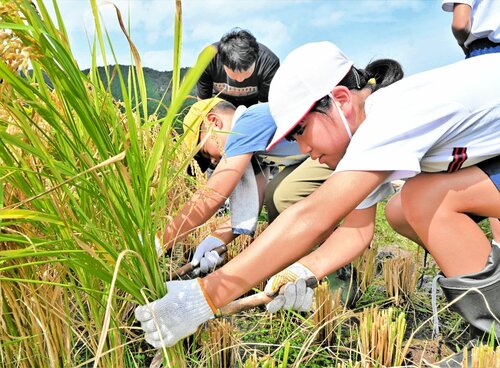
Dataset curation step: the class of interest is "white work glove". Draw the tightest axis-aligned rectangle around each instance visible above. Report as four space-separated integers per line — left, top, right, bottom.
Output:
138 233 163 257
264 262 318 313
190 235 225 273
134 278 216 348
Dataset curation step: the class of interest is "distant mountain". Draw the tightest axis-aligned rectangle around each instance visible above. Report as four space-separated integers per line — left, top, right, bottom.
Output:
81 65 197 118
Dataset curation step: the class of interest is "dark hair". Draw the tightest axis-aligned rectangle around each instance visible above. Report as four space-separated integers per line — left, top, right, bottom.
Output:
218 28 259 72
311 58 404 114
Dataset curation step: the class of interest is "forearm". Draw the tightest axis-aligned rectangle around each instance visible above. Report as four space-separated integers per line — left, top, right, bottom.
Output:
160 188 228 249
300 206 375 278
452 27 470 51
212 218 238 244
451 3 471 51
300 222 373 279
160 156 252 249
203 197 331 307
201 171 387 308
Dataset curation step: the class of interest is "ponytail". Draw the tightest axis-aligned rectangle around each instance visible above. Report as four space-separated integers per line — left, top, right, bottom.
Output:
311 58 404 115
364 59 404 91
338 58 404 92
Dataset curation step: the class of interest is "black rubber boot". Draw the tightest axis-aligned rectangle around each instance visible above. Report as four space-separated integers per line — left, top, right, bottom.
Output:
436 340 476 368
326 264 360 308
438 244 500 339
436 244 500 367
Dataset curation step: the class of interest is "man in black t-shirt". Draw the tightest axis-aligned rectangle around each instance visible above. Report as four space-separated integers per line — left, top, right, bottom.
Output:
196 28 280 107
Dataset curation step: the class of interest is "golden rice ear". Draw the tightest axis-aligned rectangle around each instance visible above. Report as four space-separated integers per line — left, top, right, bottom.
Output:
0 4 39 75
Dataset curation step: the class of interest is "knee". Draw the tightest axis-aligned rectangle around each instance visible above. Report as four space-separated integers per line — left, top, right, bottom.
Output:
385 192 423 245
399 175 446 226
385 194 405 232
264 183 290 223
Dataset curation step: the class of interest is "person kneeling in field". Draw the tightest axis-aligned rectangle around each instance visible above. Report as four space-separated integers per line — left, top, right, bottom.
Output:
158 97 310 273
159 78 399 280
136 41 499 350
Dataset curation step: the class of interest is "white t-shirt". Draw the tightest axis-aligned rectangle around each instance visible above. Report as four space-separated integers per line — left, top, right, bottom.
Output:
225 105 392 209
336 53 500 185
442 0 500 47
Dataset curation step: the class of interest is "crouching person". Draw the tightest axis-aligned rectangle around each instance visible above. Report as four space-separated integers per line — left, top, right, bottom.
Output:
135 41 500 351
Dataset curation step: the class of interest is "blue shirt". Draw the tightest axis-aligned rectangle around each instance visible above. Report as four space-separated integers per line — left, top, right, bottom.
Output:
225 103 305 166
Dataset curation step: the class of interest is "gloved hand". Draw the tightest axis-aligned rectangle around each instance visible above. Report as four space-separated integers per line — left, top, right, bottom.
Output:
264 262 318 313
190 235 225 273
134 278 216 348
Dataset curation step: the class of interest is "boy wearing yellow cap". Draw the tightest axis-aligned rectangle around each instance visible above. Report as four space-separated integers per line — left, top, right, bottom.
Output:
161 98 316 273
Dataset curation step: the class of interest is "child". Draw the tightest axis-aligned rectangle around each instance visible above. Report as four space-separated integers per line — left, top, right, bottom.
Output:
136 41 499 349
441 0 500 57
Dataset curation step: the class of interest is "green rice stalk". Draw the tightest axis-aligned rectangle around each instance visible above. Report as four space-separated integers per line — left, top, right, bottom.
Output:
0 0 215 365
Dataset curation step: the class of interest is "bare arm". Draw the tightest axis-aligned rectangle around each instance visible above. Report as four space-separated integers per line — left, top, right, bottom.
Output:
300 204 376 279
159 153 253 249
452 3 472 54
203 170 390 307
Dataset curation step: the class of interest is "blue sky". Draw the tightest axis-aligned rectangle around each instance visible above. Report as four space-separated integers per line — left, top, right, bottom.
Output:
45 0 464 77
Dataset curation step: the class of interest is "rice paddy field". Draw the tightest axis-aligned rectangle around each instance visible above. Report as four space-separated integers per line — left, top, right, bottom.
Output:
1 1 499 367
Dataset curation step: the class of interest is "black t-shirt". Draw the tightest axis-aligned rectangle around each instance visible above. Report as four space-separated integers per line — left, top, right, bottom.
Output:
196 42 280 107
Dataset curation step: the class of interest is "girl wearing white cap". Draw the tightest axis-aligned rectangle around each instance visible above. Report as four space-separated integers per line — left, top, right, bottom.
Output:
135 41 500 349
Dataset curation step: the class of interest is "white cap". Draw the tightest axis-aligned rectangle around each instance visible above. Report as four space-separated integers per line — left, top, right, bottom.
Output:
267 42 353 150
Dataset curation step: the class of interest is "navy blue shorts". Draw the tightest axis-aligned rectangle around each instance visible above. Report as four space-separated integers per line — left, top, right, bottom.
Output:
468 155 500 222
477 155 500 192
466 38 500 58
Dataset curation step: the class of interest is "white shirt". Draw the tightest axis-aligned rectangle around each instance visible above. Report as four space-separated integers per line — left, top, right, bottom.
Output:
442 0 500 47
336 53 500 185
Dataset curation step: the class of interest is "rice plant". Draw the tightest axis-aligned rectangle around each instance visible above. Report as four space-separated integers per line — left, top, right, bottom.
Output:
357 306 409 367
313 281 345 346
352 244 377 293
464 344 500 368
0 0 215 366
201 319 239 368
382 254 418 305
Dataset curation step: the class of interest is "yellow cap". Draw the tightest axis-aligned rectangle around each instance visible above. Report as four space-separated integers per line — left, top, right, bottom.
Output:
182 97 225 153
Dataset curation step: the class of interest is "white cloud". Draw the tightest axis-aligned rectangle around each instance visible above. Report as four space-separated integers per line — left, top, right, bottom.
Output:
141 49 170 71
244 19 290 55
39 0 461 75
311 10 344 28
186 22 227 44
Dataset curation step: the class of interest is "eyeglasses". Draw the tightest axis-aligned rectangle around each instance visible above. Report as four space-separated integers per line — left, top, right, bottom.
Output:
285 122 306 141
